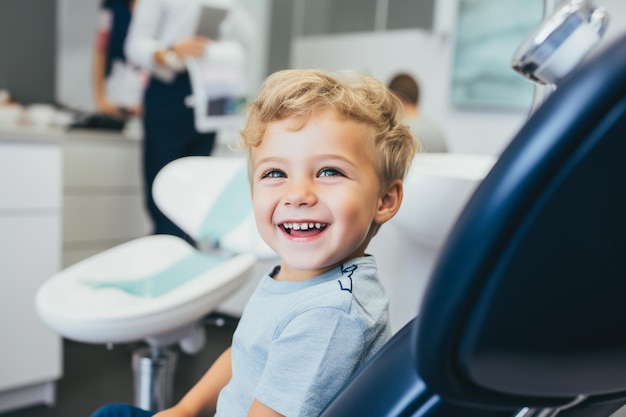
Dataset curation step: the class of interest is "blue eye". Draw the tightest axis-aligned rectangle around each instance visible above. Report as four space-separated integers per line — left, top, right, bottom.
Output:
261 169 286 179
318 168 343 177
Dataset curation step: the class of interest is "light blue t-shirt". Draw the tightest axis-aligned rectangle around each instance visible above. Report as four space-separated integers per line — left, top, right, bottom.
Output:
215 256 390 417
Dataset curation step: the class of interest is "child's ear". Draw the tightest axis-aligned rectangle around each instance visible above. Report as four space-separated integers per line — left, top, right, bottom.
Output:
374 179 403 225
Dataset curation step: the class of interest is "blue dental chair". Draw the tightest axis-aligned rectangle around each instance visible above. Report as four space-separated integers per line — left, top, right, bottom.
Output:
320 28 626 417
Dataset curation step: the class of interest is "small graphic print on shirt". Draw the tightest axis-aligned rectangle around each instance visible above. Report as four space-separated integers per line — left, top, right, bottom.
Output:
337 264 357 293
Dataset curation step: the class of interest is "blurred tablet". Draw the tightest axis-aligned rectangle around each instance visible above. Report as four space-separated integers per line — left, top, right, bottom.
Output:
196 6 228 39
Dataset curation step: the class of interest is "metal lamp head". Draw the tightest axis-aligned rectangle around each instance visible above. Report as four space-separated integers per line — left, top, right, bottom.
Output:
512 0 609 86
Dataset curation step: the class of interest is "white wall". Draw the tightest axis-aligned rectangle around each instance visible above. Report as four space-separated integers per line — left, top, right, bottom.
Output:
292 30 526 156
56 0 100 110
291 0 626 156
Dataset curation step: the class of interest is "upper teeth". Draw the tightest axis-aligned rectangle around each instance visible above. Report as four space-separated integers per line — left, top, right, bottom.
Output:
284 222 323 230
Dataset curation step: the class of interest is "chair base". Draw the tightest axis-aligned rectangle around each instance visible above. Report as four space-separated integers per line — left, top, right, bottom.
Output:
132 346 178 411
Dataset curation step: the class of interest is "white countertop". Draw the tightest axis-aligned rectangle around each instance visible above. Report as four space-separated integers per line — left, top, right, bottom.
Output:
0 122 240 159
0 125 66 143
0 124 140 144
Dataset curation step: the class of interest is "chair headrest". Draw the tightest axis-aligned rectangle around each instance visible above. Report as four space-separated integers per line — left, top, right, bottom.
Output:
153 156 276 258
415 32 626 409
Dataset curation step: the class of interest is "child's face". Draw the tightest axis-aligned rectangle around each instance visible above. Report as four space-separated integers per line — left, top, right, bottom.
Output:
249 109 388 282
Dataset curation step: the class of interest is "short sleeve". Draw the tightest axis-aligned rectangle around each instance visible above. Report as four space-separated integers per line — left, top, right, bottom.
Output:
254 307 365 417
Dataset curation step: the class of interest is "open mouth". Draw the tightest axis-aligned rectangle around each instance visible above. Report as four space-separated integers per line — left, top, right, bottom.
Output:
281 222 328 235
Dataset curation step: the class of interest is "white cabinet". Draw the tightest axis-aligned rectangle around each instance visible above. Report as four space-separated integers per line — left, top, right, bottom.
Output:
0 136 62 413
0 127 152 412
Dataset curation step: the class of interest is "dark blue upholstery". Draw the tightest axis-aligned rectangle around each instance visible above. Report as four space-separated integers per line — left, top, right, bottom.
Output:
417 31 626 409
320 320 514 417
321 32 626 417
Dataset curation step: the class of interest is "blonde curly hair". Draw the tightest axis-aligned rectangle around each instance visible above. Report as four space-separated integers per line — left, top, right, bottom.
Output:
239 69 418 187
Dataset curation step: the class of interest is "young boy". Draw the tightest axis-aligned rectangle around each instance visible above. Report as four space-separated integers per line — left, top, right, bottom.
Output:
92 69 417 417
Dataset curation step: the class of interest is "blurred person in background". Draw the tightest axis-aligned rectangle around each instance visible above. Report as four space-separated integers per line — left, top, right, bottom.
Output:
388 72 448 153
93 0 146 118
125 0 255 238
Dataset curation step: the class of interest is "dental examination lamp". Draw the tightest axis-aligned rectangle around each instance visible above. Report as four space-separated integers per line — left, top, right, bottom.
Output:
512 0 609 112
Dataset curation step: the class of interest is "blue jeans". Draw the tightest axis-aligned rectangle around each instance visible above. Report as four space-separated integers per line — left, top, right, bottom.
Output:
91 403 155 417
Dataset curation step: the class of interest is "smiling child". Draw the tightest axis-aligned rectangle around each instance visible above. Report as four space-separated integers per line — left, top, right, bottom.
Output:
91 69 417 417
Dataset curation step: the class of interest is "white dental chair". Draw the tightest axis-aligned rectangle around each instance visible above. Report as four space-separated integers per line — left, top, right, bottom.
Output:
36 156 275 411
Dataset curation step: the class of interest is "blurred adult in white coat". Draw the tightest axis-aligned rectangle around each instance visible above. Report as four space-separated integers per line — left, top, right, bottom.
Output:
125 0 255 238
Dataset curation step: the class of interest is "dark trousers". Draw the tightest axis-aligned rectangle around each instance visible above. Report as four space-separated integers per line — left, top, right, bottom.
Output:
142 72 216 237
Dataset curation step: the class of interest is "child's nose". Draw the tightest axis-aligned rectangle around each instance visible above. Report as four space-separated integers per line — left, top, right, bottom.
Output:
283 178 316 207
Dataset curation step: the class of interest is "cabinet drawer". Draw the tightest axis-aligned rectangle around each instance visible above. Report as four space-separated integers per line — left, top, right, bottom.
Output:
64 138 142 188
0 142 61 210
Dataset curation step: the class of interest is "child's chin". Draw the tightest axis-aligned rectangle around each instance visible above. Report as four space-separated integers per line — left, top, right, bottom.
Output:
284 256 334 273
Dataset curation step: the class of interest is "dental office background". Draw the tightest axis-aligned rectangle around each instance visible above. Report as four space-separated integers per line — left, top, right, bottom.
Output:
2 0 626 411
4 0 626 153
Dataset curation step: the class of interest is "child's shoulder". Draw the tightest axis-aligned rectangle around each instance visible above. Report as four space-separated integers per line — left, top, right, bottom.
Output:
292 257 382 312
